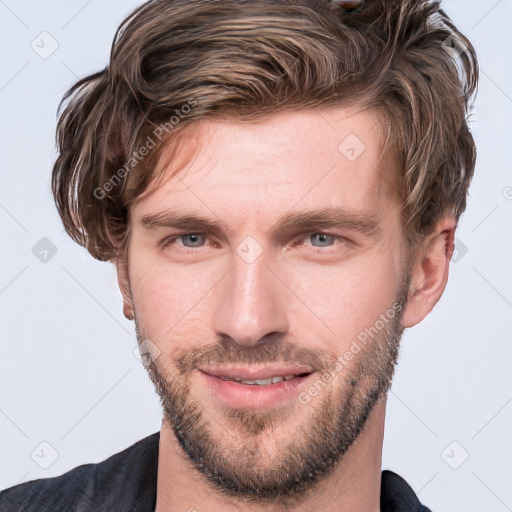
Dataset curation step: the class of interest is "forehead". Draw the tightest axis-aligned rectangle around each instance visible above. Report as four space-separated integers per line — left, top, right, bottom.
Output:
131 107 400 229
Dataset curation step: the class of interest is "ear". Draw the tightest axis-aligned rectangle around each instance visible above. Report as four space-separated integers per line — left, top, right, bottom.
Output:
114 254 134 321
402 216 456 328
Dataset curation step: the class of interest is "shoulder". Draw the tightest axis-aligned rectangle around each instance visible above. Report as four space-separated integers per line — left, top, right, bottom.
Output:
381 469 433 512
0 431 159 512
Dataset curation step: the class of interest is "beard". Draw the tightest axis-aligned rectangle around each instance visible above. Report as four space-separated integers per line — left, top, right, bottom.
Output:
133 274 409 509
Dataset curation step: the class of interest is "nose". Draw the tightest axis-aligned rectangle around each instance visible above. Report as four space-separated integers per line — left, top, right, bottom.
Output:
213 246 289 348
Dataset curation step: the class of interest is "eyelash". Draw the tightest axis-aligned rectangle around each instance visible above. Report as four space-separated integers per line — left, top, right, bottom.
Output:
161 234 215 252
161 232 348 255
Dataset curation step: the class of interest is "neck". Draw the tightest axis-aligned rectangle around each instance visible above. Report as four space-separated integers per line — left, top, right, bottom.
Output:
155 398 386 512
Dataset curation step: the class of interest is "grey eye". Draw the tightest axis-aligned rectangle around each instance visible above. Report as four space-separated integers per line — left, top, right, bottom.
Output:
180 234 205 247
309 233 335 247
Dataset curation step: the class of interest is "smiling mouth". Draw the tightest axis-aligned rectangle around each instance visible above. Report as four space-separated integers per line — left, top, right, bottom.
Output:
218 373 312 386
197 363 314 387
196 366 315 409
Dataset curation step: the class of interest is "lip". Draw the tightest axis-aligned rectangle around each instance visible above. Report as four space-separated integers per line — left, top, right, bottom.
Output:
197 367 314 409
196 364 314 380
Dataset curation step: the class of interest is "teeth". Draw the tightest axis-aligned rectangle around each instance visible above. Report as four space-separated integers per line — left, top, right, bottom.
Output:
220 375 299 385
242 378 272 385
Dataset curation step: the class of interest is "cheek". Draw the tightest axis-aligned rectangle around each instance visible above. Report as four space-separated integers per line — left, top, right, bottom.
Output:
285 249 403 345
129 256 220 344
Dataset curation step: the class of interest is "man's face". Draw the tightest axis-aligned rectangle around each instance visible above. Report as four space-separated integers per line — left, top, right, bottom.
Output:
121 108 411 504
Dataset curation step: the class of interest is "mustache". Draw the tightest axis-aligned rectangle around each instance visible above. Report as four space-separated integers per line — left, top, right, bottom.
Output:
174 338 338 375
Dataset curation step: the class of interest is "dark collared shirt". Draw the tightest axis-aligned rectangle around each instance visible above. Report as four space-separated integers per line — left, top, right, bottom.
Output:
0 431 432 511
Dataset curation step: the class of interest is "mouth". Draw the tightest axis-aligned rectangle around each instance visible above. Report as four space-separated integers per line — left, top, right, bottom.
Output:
196 365 315 409
197 364 313 383
214 372 311 386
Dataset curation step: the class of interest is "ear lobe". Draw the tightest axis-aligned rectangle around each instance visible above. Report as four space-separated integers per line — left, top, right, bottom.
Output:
114 256 134 321
402 217 456 328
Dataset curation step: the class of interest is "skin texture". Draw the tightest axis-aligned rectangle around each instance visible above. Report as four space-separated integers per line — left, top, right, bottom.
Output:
115 108 455 512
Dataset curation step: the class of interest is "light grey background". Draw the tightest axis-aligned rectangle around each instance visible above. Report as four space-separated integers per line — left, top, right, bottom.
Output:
0 1 511 510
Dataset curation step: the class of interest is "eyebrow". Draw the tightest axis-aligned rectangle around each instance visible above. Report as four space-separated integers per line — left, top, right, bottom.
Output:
139 206 382 240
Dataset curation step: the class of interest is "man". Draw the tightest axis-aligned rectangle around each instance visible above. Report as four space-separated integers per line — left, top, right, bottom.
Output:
0 0 478 510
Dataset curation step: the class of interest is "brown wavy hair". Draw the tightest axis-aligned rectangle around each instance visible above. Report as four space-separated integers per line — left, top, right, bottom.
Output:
52 0 478 261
